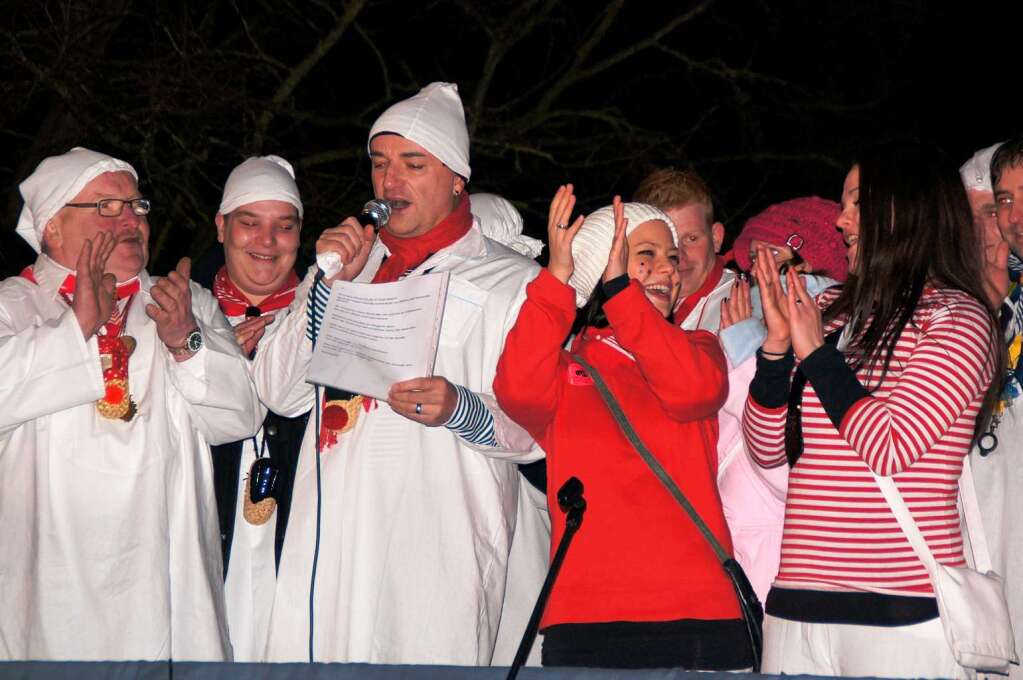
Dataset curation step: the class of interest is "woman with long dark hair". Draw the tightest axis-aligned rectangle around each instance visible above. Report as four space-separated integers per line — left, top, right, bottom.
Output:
742 142 1003 678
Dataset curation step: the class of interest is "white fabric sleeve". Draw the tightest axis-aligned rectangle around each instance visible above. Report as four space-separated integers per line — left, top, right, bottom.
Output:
250 266 318 417
0 305 104 435
459 270 544 462
474 392 544 461
164 283 264 445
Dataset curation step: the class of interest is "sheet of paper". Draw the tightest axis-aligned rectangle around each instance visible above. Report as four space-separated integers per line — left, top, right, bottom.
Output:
307 271 450 401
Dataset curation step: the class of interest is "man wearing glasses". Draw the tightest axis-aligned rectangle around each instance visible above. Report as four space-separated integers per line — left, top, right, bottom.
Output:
0 147 262 660
971 137 1023 680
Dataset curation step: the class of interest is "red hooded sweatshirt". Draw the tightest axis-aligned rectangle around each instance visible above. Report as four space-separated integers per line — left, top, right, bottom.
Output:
494 269 740 627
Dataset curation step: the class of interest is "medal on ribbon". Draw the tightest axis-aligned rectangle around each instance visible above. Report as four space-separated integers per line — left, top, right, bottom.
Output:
97 335 138 420
95 293 138 421
319 394 374 449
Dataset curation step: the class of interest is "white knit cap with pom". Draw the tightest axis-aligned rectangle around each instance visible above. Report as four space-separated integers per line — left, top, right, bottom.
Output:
368 82 471 180
960 141 1003 193
469 192 543 259
219 155 303 218
567 202 677 307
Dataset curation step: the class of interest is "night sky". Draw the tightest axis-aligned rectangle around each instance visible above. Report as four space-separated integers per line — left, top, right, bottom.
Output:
1 0 1019 278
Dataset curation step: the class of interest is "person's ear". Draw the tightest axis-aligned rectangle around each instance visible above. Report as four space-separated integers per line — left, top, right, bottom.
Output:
711 221 725 253
215 213 227 244
453 176 466 197
43 218 63 250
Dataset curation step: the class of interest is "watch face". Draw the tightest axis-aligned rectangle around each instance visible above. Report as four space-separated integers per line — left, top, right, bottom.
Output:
186 329 203 353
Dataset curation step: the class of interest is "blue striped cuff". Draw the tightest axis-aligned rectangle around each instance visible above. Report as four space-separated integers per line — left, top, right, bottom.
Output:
306 278 331 342
445 384 498 447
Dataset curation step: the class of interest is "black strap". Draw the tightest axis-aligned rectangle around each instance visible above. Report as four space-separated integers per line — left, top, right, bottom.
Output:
572 354 762 670
571 355 729 561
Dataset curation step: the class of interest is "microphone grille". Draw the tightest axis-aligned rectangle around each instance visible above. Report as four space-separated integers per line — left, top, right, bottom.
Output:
362 199 391 227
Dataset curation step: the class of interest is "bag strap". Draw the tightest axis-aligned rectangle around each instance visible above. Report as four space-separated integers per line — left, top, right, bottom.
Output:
959 457 993 573
872 473 940 575
571 355 728 563
872 456 993 577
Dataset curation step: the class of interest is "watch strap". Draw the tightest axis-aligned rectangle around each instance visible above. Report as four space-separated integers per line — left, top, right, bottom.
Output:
166 327 201 356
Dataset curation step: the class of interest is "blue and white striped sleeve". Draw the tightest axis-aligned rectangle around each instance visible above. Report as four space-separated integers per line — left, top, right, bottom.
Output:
445 384 498 447
306 278 331 342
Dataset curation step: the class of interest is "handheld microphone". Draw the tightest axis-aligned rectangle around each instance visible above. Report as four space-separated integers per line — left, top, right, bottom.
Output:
315 199 392 280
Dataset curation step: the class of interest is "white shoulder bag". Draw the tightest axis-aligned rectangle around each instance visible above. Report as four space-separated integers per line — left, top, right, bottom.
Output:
873 458 1018 674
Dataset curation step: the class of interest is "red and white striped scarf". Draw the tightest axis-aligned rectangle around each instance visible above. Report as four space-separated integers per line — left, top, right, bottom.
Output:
212 265 299 317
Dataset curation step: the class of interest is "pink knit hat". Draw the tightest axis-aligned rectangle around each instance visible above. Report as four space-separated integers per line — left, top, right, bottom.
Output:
732 196 846 282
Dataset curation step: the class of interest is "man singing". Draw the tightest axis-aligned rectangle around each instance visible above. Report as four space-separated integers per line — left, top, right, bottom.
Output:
255 83 542 664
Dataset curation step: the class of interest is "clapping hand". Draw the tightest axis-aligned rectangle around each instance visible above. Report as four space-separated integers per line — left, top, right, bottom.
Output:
234 314 274 357
146 257 199 359
602 195 628 283
72 231 117 339
752 243 791 357
784 267 824 360
546 184 585 284
720 276 753 330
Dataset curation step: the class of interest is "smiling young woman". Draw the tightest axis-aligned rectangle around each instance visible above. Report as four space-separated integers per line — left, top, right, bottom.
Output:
743 142 1004 679
494 187 753 670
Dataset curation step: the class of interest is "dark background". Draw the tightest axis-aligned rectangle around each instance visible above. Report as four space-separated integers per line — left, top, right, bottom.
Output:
1 0 1019 277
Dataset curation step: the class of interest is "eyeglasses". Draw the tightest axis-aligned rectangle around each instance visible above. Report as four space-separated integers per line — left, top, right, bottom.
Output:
64 197 152 217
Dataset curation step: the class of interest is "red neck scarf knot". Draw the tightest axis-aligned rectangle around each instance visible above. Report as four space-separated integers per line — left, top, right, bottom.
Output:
212 266 300 317
373 194 472 284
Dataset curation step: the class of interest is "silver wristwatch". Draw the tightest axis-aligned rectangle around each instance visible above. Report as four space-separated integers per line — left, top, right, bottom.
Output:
167 327 203 357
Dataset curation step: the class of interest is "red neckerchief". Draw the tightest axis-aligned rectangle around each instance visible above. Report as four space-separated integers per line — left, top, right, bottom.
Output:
101 295 135 337
212 265 299 317
19 266 141 301
674 256 724 324
373 194 472 283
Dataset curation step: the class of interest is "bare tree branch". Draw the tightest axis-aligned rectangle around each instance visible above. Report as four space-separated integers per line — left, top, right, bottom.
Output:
518 0 714 133
354 21 392 105
252 0 367 151
571 0 715 84
230 0 290 72
467 0 557 136
531 0 625 116
655 44 805 93
295 147 364 169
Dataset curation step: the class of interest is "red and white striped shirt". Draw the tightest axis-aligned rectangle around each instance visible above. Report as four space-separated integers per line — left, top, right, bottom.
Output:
743 287 995 596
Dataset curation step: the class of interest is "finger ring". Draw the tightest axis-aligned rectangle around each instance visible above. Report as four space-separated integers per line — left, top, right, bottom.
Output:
415 403 422 414
556 222 569 230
